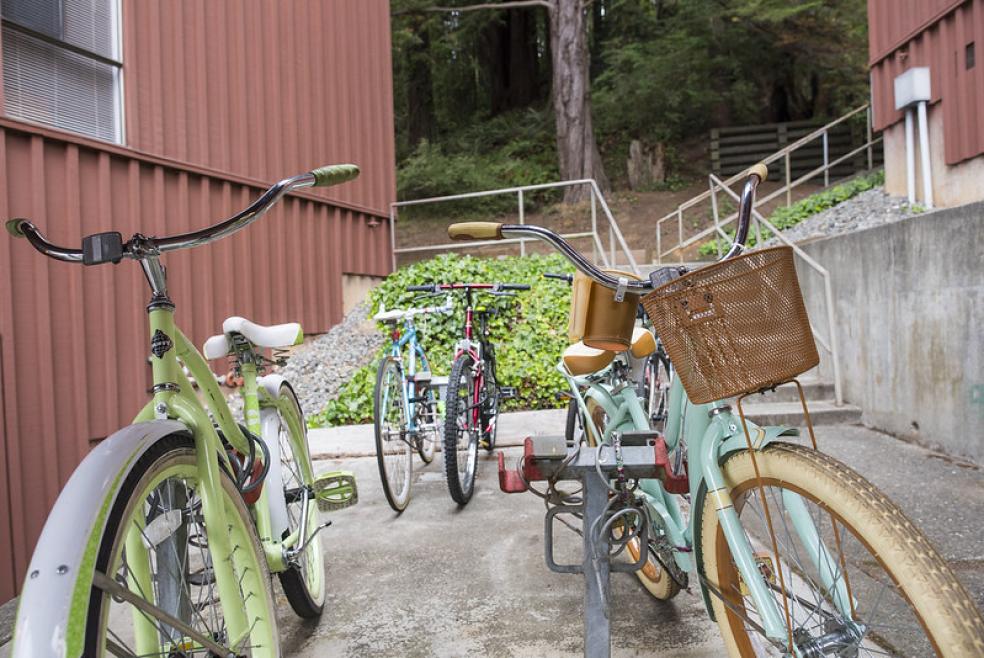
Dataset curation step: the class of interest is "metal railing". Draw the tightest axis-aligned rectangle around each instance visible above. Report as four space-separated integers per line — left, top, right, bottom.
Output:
389 179 641 276
655 103 881 265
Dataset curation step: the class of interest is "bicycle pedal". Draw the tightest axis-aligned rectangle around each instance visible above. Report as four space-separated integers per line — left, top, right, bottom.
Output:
313 471 358 511
499 386 518 400
479 439 490 449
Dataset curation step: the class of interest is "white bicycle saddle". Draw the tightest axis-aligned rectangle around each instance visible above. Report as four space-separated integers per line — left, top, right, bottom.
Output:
203 316 303 359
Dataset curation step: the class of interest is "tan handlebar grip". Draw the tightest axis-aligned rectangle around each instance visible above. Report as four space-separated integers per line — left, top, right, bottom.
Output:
748 163 769 182
447 222 504 241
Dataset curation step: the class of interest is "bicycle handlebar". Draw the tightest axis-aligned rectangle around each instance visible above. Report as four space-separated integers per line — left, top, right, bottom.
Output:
446 164 767 292
6 164 360 264
407 283 530 293
543 273 574 284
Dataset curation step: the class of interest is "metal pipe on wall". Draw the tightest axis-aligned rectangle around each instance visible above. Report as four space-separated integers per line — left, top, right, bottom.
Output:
904 108 916 204
916 100 934 208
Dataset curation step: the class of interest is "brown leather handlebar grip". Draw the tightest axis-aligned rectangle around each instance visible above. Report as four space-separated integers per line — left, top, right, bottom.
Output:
447 222 504 241
748 163 769 182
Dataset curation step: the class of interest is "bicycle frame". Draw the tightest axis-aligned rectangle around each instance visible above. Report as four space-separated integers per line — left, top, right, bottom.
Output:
564 353 857 649
386 318 436 436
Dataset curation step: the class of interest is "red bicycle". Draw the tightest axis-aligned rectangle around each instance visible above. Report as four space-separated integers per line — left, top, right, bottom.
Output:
409 282 529 505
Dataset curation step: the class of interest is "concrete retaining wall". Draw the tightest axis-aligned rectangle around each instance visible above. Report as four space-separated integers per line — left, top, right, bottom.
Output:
796 202 984 460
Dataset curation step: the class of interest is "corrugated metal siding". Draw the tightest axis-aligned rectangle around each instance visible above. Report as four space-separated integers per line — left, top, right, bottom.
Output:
869 0 984 164
868 0 963 63
122 0 396 217
0 0 395 601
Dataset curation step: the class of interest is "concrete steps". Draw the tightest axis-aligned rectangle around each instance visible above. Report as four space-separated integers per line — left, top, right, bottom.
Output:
735 379 861 427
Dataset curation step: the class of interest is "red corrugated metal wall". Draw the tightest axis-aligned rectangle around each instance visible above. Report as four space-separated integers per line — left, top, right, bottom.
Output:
0 0 395 601
869 0 984 164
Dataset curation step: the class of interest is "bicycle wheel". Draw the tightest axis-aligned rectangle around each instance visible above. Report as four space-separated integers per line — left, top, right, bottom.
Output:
699 442 984 657
374 356 413 512
480 357 499 452
84 435 279 657
644 349 671 433
564 398 580 443
443 353 480 505
585 397 679 600
413 356 439 464
274 383 326 618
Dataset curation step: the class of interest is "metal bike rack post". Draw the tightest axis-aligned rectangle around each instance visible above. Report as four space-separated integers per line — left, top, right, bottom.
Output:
507 436 672 658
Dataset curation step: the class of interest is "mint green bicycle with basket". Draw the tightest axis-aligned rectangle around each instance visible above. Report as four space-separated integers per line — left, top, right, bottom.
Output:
450 164 984 657
6 166 359 657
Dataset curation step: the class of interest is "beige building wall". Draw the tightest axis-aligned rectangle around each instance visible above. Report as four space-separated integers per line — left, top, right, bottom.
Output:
883 104 984 208
343 274 384 314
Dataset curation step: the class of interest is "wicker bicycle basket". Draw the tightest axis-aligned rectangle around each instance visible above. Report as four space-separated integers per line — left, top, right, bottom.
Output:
640 246 818 404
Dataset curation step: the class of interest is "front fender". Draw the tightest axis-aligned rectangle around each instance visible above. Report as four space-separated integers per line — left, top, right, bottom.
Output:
11 420 189 658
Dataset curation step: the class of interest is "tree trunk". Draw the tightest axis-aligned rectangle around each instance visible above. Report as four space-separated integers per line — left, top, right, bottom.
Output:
407 18 436 147
482 8 541 114
549 0 608 203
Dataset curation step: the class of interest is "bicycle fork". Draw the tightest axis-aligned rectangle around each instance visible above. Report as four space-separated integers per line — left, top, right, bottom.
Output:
699 411 858 654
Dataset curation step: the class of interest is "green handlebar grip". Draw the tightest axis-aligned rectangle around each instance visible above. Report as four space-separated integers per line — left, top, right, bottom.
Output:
748 162 768 182
5 219 26 238
447 222 504 241
311 164 360 187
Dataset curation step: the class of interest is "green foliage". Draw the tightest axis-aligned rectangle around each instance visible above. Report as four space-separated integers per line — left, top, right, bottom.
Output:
310 253 574 427
697 170 885 256
391 0 870 193
396 109 559 217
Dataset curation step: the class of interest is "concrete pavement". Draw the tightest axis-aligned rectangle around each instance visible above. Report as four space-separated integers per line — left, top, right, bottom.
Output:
278 415 984 656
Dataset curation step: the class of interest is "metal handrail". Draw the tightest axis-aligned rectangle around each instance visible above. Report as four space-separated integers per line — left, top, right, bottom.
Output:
670 137 884 259
656 103 876 263
709 174 843 405
389 179 640 276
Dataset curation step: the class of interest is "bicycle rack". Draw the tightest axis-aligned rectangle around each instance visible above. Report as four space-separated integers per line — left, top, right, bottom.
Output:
498 434 680 658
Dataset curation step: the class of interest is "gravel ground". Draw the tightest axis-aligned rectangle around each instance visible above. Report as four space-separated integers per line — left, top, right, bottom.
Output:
764 187 924 246
224 302 384 419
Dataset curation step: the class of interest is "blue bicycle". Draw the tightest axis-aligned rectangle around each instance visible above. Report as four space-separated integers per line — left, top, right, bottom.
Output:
372 289 454 511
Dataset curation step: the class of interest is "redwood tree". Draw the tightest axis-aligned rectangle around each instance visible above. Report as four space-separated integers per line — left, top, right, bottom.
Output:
548 0 608 202
397 0 609 203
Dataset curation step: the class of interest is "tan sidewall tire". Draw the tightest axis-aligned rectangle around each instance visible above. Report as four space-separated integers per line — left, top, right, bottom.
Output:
584 398 679 601
700 442 984 658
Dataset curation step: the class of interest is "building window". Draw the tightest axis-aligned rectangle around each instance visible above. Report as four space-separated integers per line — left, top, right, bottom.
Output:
967 42 976 70
1 0 123 143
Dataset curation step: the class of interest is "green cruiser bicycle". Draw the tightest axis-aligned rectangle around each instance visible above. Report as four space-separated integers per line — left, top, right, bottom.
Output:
450 165 984 657
6 165 359 658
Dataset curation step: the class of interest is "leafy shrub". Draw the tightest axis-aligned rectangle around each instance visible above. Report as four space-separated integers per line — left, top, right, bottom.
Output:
697 170 885 256
310 253 574 427
397 108 559 218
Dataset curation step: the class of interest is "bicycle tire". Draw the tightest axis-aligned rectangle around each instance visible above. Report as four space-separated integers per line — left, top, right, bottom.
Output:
480 354 499 452
700 442 984 657
84 434 279 657
414 351 439 464
275 383 326 618
644 349 672 433
564 398 579 443
374 356 413 512
443 353 480 505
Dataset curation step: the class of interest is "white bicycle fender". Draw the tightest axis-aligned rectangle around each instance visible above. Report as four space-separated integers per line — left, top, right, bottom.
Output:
11 419 188 658
257 374 291 539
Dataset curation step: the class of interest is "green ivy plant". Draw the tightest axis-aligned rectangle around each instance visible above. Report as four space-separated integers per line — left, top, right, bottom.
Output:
697 169 885 256
309 253 575 427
